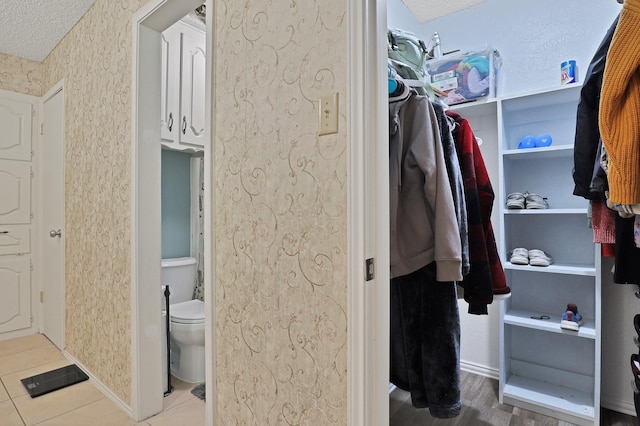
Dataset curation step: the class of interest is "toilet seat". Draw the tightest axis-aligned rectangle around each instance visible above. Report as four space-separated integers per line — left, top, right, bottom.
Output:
170 299 204 324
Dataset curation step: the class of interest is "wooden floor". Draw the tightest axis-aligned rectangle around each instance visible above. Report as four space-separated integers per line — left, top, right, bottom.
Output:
390 371 638 425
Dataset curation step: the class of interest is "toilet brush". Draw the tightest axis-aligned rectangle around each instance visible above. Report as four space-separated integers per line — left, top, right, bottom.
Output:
164 285 173 396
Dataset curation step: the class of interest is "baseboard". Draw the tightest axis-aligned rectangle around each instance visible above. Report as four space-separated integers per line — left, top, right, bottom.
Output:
62 350 133 419
601 394 638 418
460 360 499 380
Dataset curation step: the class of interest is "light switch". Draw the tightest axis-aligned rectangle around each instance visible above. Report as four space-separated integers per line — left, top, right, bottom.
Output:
319 93 339 136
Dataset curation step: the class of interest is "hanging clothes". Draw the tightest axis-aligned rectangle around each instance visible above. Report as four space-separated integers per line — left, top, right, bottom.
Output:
390 263 460 418
599 0 640 207
388 81 462 419
432 102 470 277
388 81 463 282
446 110 509 314
572 14 619 201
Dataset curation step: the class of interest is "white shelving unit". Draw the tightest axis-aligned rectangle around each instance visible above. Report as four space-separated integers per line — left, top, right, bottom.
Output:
454 84 601 426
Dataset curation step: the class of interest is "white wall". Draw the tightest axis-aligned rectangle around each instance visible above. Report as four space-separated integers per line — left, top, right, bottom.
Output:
388 0 637 415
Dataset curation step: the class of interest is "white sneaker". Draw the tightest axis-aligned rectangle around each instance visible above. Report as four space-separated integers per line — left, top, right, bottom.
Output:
509 248 529 265
528 249 552 267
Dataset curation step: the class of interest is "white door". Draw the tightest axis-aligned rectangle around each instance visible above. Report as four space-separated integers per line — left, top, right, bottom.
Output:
0 160 31 224
41 87 65 350
0 96 33 161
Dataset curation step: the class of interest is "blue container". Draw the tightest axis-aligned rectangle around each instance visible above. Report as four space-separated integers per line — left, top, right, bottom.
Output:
561 60 577 85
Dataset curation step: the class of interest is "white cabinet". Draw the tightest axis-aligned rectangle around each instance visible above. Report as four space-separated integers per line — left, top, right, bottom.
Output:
0 90 36 338
0 96 33 161
161 21 205 151
0 255 31 333
454 85 600 425
0 160 31 224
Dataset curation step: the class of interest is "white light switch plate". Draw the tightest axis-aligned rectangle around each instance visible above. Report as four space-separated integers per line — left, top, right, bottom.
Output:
319 93 339 135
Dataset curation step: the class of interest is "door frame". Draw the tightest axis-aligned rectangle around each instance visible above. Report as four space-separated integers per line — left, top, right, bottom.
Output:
347 1 390 424
40 81 66 350
130 0 212 421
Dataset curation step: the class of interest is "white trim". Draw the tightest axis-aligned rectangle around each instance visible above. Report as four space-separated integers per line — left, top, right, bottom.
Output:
203 0 216 423
460 360 500 380
131 0 207 421
346 0 367 420
601 396 638 418
348 1 389 425
63 350 133 418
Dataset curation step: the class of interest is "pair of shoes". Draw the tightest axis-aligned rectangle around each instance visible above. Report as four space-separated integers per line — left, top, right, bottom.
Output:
506 192 549 209
517 134 553 149
560 303 583 331
509 248 553 267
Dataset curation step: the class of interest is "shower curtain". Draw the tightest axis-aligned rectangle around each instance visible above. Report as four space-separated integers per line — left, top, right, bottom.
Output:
193 158 205 301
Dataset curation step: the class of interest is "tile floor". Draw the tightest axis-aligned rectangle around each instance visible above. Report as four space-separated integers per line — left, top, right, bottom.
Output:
0 334 205 426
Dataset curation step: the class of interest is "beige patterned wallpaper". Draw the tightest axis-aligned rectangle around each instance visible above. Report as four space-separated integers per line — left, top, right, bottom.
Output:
42 0 145 405
213 1 349 423
32 0 348 418
0 53 42 97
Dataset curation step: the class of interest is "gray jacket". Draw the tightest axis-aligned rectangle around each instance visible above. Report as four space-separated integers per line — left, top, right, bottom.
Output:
389 83 462 282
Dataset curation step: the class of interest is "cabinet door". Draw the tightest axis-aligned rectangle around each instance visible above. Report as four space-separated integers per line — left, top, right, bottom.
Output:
179 28 206 147
160 25 181 143
0 255 31 333
0 97 32 161
0 225 30 255
0 160 31 224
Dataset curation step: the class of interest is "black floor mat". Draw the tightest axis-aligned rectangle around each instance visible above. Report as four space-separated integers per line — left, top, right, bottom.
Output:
191 383 205 401
20 364 89 398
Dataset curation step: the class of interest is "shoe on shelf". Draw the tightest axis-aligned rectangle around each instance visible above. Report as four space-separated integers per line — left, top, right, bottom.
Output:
560 303 583 331
525 193 549 209
528 249 552 267
509 247 529 265
506 192 526 209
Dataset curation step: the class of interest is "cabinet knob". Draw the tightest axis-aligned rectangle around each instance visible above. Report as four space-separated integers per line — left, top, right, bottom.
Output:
168 112 173 132
49 229 62 238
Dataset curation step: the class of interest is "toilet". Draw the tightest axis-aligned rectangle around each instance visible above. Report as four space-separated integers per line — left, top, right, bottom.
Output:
161 257 205 384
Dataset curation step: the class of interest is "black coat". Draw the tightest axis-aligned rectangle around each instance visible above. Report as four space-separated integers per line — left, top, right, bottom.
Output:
572 15 619 200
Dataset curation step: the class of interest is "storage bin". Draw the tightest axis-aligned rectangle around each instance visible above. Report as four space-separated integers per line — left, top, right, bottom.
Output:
425 46 501 105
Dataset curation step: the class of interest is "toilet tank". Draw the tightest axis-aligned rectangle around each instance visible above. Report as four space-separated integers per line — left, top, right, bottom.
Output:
161 257 197 305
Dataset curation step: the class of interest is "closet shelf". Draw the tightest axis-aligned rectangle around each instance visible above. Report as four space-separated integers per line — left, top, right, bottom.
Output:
504 262 596 276
503 145 574 159
502 375 595 423
504 309 596 339
504 208 588 215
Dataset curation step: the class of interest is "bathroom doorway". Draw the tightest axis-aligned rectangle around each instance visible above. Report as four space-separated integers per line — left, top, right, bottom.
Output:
131 0 213 421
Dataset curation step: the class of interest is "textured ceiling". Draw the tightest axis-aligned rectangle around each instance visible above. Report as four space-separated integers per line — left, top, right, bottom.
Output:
0 0 483 62
0 0 98 62
401 0 488 22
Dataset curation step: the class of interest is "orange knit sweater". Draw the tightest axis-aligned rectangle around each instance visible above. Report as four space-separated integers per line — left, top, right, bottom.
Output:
599 0 640 205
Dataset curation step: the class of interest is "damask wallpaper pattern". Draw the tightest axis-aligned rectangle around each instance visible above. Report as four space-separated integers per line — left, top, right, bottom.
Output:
213 1 349 423
0 53 42 96
42 0 146 405
30 0 348 418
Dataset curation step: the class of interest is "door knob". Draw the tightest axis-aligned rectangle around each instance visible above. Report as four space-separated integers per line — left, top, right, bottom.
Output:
49 229 62 238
